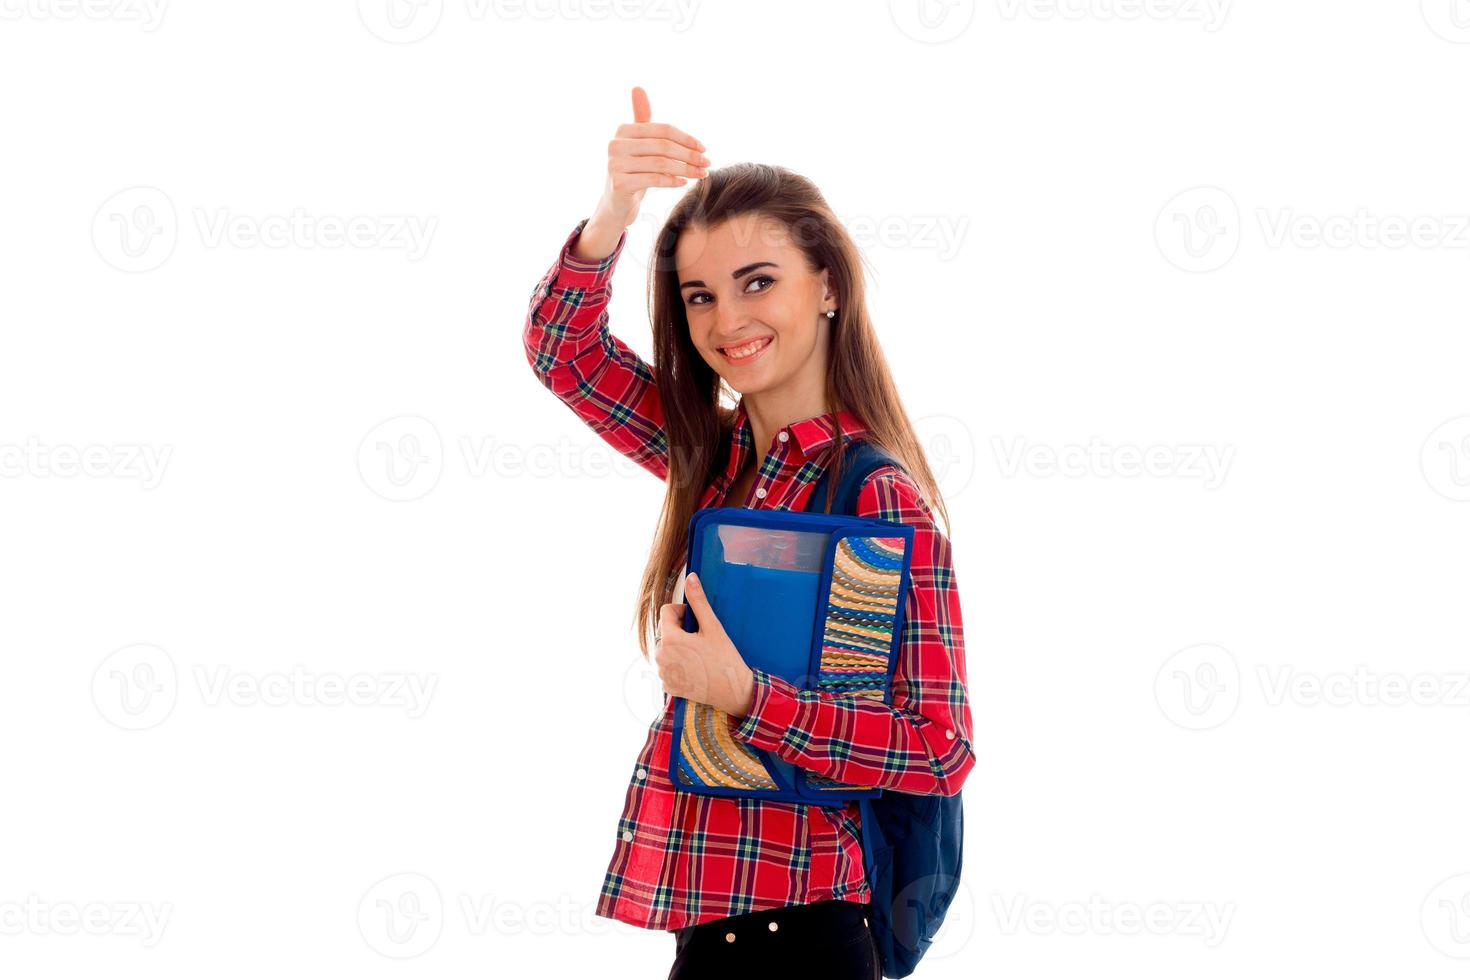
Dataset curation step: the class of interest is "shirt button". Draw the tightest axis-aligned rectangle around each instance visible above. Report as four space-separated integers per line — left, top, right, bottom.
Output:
945 728 955 740
622 830 633 842
777 431 789 442
725 932 737 943
768 920 779 932
636 768 647 780
755 487 766 498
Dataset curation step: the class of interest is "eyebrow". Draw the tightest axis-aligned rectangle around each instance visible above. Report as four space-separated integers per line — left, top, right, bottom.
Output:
679 262 779 290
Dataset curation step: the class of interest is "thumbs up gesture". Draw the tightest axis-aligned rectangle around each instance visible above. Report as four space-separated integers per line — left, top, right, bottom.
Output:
655 572 756 718
594 85 710 232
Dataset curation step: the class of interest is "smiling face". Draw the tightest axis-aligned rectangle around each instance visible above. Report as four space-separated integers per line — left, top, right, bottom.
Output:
676 213 834 399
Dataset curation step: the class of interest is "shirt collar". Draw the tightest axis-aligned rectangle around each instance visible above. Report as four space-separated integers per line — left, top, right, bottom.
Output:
729 397 868 461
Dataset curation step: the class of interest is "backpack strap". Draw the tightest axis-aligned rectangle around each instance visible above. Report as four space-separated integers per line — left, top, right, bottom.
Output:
804 438 900 516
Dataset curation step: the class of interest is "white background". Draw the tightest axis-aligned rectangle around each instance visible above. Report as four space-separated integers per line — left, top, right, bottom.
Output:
2 1 1469 977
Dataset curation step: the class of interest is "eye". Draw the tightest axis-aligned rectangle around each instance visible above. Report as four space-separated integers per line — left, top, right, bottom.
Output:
684 275 776 307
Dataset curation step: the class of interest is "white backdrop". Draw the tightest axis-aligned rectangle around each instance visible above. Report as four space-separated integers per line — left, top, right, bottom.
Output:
3 1 1469 977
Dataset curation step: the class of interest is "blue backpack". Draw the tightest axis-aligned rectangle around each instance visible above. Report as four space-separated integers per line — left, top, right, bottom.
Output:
805 438 966 979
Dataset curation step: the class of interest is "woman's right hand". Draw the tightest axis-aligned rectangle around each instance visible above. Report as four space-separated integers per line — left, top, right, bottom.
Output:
574 86 710 261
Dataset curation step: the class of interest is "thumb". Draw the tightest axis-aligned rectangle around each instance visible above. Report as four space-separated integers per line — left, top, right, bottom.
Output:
631 86 651 124
682 572 724 636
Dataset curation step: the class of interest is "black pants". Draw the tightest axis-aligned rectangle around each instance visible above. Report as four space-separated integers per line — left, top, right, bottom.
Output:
666 899 880 980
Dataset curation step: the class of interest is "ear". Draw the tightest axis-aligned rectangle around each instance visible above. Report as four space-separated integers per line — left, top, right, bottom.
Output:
818 266 839 312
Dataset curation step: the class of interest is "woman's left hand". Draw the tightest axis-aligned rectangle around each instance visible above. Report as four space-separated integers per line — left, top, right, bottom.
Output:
655 573 755 718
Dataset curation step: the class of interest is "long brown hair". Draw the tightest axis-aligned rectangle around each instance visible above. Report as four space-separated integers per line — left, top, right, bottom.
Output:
632 162 953 660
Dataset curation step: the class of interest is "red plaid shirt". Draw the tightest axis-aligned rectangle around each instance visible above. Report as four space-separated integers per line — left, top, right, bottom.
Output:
524 217 975 932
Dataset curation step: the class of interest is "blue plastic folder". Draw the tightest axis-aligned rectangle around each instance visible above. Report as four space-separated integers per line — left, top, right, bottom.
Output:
668 506 916 805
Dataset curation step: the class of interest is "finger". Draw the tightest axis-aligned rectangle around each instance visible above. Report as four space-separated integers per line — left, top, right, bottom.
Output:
682 573 724 636
659 601 687 634
609 137 708 169
609 152 707 178
631 86 651 125
616 121 705 154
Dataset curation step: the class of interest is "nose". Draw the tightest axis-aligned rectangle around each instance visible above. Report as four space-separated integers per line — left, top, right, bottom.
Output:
713 306 754 345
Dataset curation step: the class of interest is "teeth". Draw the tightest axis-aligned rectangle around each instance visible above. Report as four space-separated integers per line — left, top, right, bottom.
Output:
722 338 770 359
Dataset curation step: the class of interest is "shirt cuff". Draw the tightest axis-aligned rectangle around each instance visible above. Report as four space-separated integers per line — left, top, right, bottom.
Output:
729 667 804 752
559 217 628 274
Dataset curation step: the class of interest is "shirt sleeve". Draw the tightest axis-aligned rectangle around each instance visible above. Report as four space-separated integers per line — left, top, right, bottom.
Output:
523 217 669 481
728 464 976 797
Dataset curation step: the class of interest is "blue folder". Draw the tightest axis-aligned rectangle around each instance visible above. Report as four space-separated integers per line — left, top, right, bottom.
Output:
668 506 916 805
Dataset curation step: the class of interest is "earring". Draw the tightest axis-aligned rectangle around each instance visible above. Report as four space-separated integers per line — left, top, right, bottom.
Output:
825 310 836 319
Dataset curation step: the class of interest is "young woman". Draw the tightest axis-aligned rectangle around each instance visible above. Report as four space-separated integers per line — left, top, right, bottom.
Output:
522 87 975 980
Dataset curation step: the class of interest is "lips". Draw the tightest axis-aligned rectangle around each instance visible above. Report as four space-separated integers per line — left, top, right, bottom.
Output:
718 336 773 364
